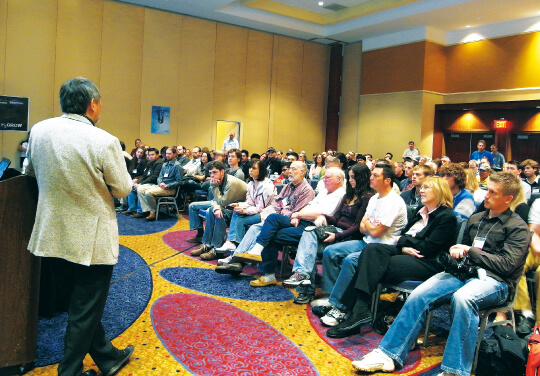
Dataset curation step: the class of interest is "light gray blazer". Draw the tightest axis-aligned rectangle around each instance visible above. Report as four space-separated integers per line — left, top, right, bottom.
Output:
26 114 132 266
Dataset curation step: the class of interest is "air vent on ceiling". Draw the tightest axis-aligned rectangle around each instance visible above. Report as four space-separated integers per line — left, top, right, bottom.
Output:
323 3 348 11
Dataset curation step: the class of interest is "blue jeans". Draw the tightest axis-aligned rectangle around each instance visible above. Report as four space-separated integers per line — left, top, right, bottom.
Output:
322 240 366 310
202 208 233 248
234 223 263 255
227 213 261 243
188 201 212 231
127 190 142 212
293 228 342 294
378 272 508 376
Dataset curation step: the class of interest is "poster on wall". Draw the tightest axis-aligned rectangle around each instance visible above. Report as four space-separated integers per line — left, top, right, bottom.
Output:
0 95 29 132
151 106 170 135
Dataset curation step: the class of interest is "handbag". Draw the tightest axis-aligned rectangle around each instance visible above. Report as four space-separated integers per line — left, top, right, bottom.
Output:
310 225 339 241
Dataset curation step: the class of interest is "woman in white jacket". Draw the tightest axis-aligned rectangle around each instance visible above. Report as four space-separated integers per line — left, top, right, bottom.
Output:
216 159 277 253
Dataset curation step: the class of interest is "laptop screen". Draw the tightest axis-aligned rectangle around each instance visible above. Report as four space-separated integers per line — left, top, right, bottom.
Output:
0 158 12 179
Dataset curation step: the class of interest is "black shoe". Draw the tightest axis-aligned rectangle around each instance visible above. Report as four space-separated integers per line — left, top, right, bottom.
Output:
516 315 535 338
121 210 135 215
103 345 134 376
293 292 315 304
326 311 372 338
80 371 97 376
311 305 333 317
186 236 203 244
215 263 243 275
131 212 147 218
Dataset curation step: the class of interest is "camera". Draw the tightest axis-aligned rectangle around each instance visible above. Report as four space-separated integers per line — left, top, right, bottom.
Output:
437 253 480 281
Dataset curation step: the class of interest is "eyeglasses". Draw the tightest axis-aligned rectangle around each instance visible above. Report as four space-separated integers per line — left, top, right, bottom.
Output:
420 185 433 190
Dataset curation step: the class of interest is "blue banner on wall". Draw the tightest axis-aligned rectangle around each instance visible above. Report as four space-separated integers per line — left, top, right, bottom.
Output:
0 95 30 131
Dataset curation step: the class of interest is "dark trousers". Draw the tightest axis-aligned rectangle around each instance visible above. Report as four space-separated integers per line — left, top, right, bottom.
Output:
354 243 442 297
258 214 310 273
49 258 122 376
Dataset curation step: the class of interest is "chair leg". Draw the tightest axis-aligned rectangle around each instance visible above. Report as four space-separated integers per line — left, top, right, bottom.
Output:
279 247 290 280
422 310 434 347
472 312 489 373
371 284 384 323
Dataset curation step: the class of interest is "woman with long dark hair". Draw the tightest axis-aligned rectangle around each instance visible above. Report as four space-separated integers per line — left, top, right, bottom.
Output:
309 153 325 179
213 159 277 257
284 163 375 303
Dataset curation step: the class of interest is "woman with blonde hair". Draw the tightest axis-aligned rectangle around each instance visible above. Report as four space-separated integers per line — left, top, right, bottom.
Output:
321 176 458 337
464 168 480 194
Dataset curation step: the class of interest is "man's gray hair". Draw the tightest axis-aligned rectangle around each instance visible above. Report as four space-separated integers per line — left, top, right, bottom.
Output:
326 167 345 181
59 77 101 115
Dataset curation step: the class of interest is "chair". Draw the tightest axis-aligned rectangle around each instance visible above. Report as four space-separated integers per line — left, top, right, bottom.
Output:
155 188 180 220
280 245 297 279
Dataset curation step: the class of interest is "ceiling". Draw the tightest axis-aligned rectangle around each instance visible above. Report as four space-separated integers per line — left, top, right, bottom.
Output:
114 0 540 45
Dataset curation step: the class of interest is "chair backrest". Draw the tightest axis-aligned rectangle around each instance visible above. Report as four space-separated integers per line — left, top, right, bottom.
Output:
455 218 468 244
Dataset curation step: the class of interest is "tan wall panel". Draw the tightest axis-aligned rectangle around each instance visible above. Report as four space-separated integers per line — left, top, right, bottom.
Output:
178 17 216 149
139 8 182 148
213 23 248 149
54 0 103 115
357 92 424 159
420 92 444 157
339 42 362 153
99 1 144 144
0 0 6 95
244 30 273 154
1 0 57 164
271 36 303 151
446 32 540 93
423 41 446 93
299 42 329 156
361 41 426 95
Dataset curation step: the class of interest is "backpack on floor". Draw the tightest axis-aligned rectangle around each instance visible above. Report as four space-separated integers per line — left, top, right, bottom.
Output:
476 325 528 376
527 325 540 376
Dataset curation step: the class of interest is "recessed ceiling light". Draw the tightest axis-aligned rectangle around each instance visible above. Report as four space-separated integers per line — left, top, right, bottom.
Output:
466 25 471 28
319 1 324 5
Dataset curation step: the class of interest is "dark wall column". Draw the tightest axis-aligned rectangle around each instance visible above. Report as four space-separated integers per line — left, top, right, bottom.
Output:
325 43 343 151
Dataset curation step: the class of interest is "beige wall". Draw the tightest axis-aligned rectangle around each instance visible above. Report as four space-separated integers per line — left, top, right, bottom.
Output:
0 0 330 167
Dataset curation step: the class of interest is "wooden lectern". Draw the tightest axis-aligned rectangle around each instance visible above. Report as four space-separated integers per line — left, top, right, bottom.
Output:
0 175 39 374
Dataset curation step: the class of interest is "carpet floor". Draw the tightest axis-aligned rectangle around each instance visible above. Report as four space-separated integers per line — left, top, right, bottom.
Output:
26 214 451 376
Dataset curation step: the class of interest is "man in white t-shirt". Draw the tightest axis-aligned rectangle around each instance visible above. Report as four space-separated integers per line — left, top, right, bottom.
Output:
402 141 419 159
314 163 408 327
513 198 540 337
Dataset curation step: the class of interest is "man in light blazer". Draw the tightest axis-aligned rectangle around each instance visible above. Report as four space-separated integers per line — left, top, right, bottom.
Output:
27 78 134 376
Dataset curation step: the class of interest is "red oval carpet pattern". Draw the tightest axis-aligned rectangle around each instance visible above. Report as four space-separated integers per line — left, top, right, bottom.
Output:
152 293 320 376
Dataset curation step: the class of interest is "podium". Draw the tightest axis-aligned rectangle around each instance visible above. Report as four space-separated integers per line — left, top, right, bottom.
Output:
0 175 39 373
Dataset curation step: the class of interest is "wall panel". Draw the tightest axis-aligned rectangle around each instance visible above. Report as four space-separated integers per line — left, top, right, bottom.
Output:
446 32 540 93
299 42 328 156
99 1 144 143
212 23 248 149
244 30 273 154
54 0 103 114
361 41 425 95
139 8 182 148
271 36 303 151
0 0 7 95
339 42 362 153
2 0 57 163
178 17 216 149
357 92 423 159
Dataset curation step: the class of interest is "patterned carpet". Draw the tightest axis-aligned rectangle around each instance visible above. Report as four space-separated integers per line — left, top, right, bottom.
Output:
27 214 448 376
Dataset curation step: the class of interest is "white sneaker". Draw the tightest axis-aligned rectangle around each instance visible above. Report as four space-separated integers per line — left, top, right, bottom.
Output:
352 349 395 372
321 307 347 326
215 241 237 252
310 297 331 307
217 255 233 266
436 372 458 376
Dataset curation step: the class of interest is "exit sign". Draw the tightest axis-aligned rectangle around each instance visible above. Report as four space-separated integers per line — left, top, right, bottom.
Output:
494 120 508 129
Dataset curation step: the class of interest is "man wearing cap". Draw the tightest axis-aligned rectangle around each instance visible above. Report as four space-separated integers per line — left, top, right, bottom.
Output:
265 147 283 175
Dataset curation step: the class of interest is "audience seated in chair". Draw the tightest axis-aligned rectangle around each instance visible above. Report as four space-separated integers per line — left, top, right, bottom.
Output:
351 172 530 376
187 161 248 259
283 163 374 303
323 176 457 338
214 159 276 255
137 147 183 221
128 148 163 218
309 163 407 326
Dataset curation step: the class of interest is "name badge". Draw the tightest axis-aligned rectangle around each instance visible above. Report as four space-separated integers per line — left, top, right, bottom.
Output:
473 236 486 250
132 169 137 173
147 171 151 175
533 188 540 194
281 197 288 207
164 173 169 178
